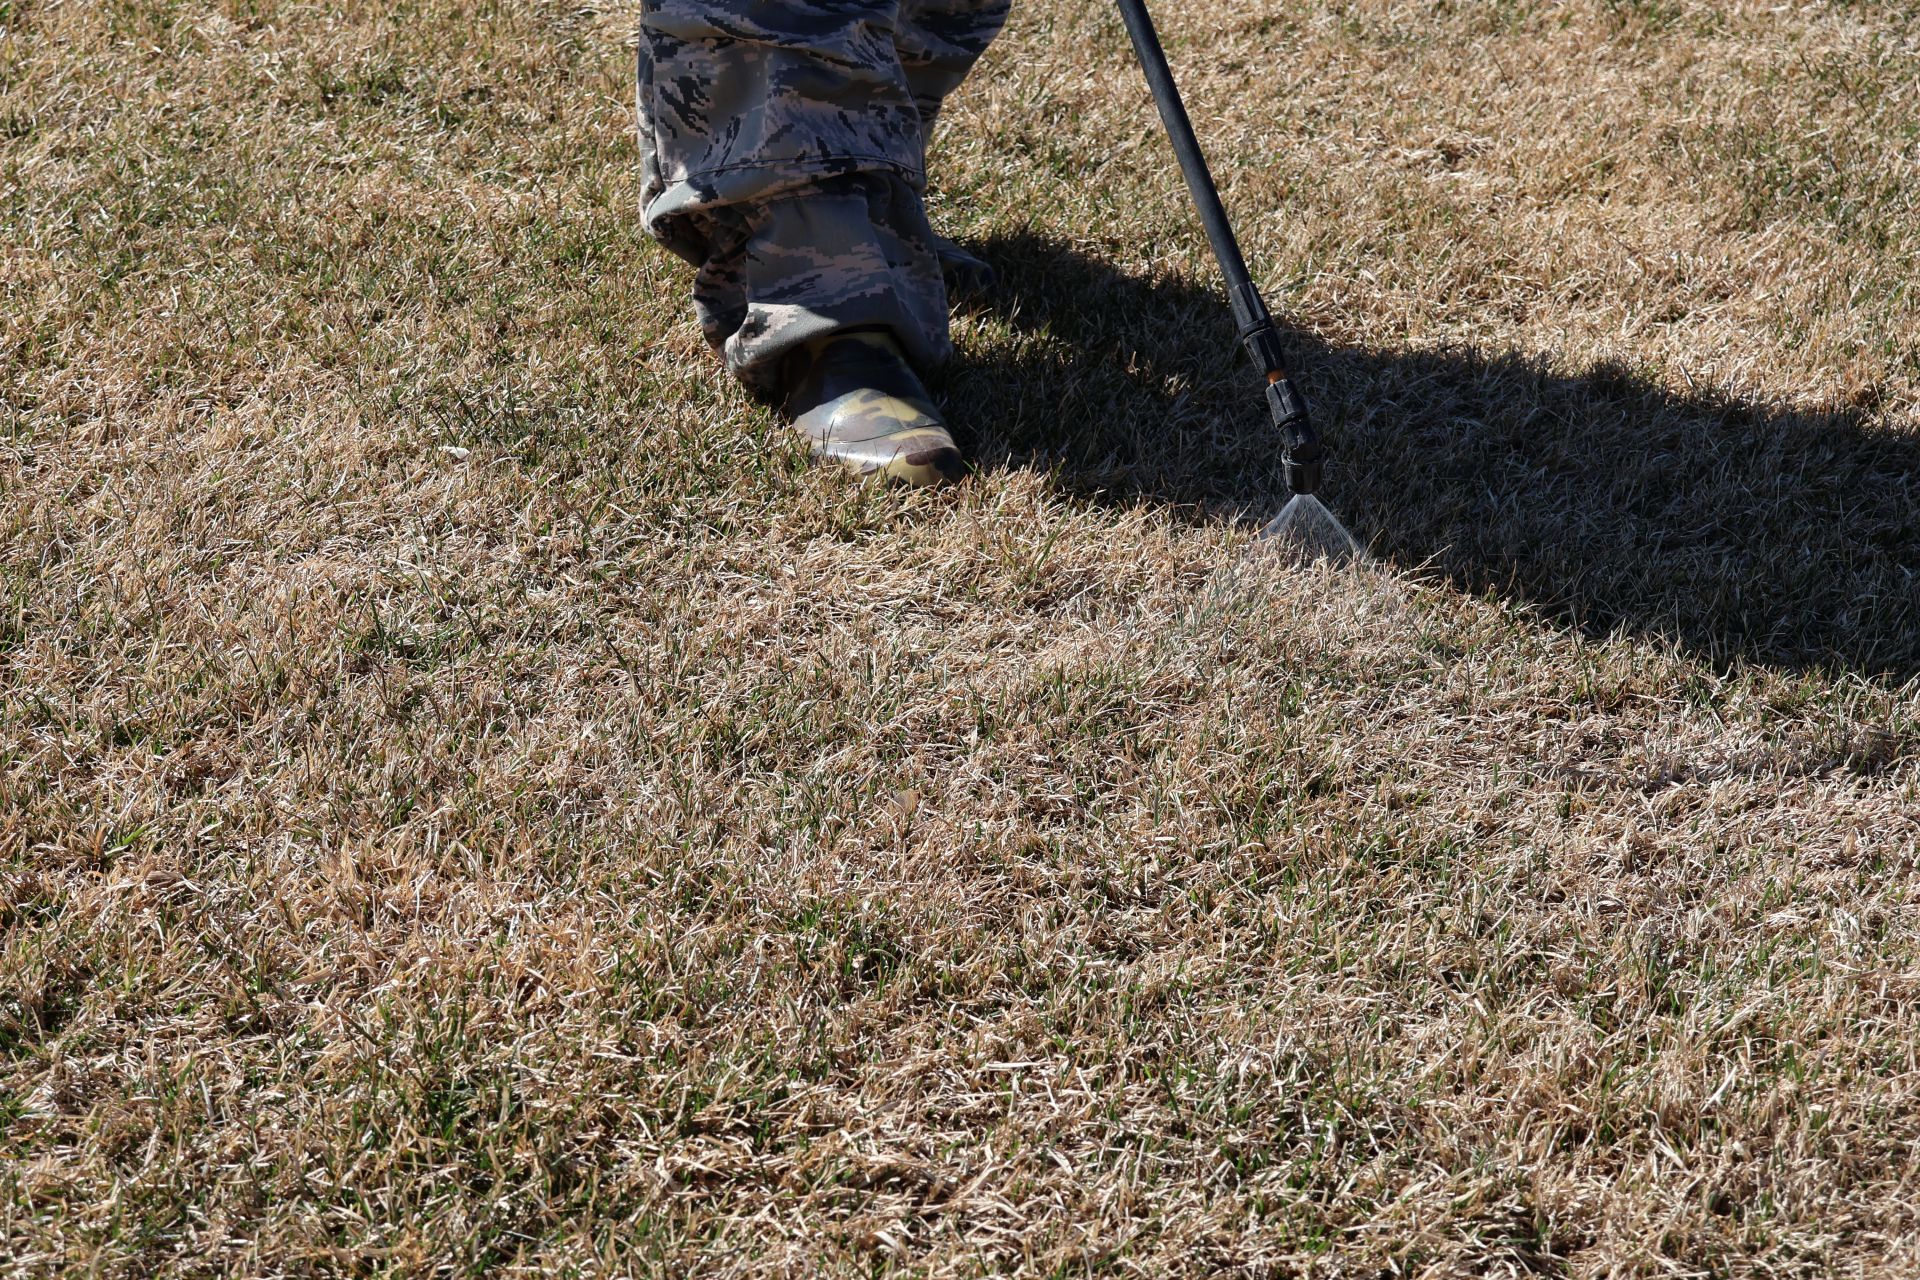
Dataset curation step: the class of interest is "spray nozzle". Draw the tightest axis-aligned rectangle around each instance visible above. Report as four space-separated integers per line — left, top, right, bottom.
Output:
1265 374 1323 496
1283 439 1325 497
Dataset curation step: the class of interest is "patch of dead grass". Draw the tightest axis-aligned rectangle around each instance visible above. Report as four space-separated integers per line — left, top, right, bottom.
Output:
4 0 1919 1275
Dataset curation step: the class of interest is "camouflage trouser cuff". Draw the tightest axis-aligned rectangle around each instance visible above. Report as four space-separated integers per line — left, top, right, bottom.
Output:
651 171 954 400
634 0 1012 394
644 156 928 231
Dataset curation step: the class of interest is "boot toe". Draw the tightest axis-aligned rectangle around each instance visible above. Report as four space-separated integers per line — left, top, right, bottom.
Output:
782 332 966 488
800 409 964 487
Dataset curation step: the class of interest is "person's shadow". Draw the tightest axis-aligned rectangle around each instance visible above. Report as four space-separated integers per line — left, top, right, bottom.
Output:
934 233 1920 682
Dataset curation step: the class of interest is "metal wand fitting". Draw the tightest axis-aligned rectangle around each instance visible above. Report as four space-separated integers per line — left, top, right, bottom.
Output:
1266 373 1323 497
1232 284 1323 496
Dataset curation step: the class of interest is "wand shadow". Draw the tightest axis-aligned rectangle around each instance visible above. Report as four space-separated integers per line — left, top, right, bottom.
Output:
934 232 1920 681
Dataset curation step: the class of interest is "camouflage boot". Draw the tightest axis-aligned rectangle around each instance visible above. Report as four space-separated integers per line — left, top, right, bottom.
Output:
782 328 965 487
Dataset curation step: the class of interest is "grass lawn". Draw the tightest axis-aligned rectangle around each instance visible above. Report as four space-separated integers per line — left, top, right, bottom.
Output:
4 0 1919 1274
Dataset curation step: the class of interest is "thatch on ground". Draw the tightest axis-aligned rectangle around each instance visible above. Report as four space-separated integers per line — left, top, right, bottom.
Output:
4 0 1918 1274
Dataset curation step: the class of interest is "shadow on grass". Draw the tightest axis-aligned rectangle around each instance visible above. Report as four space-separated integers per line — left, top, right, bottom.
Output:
934 232 1920 681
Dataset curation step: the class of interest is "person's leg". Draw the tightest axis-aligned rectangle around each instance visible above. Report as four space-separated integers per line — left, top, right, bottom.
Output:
895 0 1011 143
896 0 1011 294
638 0 949 396
680 173 951 399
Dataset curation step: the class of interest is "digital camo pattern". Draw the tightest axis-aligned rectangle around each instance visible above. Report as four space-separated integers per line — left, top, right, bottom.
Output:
893 0 1015 136
674 171 952 396
638 0 1010 394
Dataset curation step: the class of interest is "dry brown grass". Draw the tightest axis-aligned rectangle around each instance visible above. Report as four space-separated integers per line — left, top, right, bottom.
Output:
4 0 1920 1275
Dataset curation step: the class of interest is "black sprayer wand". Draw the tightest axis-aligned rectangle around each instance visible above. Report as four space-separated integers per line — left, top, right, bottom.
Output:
1115 0 1325 500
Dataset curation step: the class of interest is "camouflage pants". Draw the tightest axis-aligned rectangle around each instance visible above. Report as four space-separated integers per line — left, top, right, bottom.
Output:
637 0 1010 396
